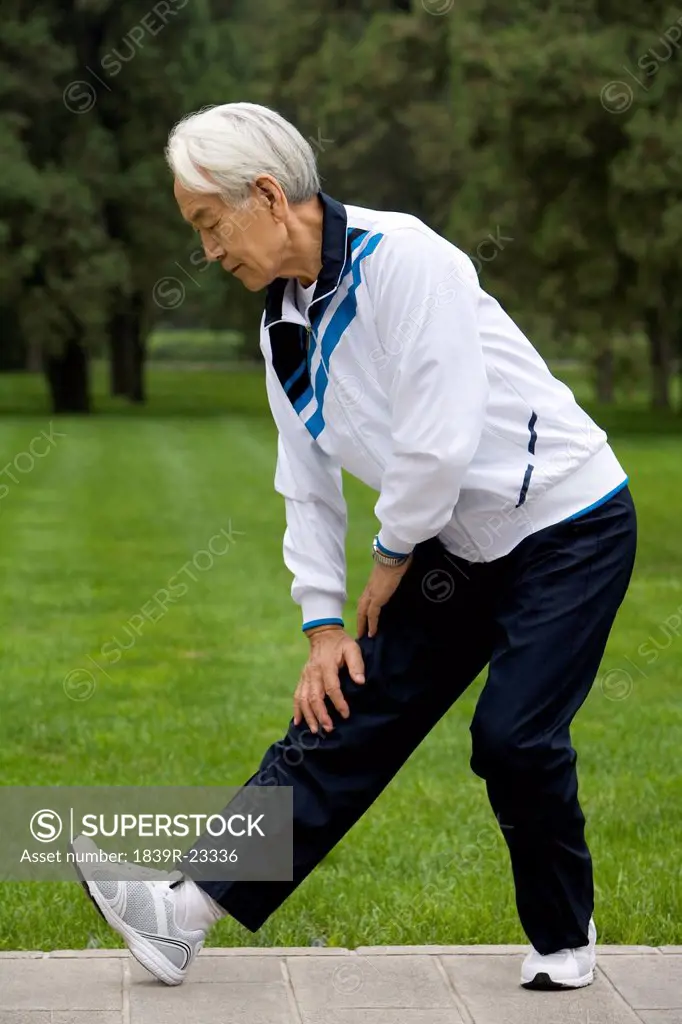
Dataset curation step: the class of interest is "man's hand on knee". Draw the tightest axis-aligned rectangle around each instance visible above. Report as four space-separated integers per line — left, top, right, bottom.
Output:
293 626 365 734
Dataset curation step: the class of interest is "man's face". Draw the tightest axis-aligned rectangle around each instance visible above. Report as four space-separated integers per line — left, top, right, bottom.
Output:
173 177 287 291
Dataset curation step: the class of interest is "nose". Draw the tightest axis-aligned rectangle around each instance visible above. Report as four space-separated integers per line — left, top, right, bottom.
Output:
200 232 225 262
203 242 224 262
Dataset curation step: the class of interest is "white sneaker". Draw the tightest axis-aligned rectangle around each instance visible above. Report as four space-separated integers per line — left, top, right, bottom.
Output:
70 834 184 884
69 836 206 986
521 917 597 989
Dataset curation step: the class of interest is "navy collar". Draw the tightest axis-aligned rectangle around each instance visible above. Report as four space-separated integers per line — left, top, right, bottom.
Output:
263 190 348 328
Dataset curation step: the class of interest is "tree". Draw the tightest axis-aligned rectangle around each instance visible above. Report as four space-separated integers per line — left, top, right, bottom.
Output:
441 0 682 407
3 0 681 413
0 7 130 412
69 0 217 404
0 0 215 412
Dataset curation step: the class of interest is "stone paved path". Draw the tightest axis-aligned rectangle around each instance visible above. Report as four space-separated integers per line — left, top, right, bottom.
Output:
0 945 680 1023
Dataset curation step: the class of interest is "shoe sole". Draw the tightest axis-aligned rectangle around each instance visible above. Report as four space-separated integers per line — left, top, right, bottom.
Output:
522 968 595 990
68 842 186 987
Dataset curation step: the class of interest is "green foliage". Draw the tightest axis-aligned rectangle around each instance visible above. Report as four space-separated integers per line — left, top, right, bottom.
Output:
0 0 235 372
147 329 245 362
2 0 682 409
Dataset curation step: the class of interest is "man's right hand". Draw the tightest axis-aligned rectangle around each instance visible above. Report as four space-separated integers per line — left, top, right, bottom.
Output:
293 626 366 734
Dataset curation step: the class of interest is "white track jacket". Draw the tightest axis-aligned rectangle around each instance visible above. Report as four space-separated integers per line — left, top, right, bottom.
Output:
260 193 628 631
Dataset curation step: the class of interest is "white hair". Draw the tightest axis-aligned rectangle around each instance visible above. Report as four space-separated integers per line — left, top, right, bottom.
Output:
165 102 321 206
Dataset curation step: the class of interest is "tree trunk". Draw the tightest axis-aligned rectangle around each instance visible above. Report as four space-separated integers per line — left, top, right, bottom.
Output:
644 307 671 409
109 333 130 396
44 339 90 413
0 307 27 371
673 317 682 413
108 293 146 402
594 347 614 404
26 338 43 373
129 332 146 403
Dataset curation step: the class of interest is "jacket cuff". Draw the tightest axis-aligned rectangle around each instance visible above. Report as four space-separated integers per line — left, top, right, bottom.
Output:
301 592 345 632
376 527 415 558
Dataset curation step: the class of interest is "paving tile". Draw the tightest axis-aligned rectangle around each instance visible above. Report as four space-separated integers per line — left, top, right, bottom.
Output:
51 1016 122 1024
0 959 122 1010
1 947 679 1024
0 953 44 959
129 980 292 1024
597 947 660 955
301 1013 465 1024
355 944 660 956
440 955 642 1024
48 950 128 959
600 955 682 1009
356 945 528 955
287 954 456 1011
0 1015 51 1024
197 946 351 956
129 954 283 984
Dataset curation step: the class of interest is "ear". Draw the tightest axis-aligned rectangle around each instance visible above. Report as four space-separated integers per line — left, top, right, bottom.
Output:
257 182 276 209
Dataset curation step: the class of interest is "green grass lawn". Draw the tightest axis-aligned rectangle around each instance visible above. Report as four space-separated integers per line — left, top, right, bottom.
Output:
0 368 680 951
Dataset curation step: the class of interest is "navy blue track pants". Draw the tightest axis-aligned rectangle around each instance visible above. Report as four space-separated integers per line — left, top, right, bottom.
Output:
201 486 637 955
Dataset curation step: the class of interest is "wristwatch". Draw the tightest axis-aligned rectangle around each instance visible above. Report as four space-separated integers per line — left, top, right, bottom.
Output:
372 535 410 567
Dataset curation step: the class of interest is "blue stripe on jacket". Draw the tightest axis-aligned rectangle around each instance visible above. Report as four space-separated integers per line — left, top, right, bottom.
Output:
305 232 384 439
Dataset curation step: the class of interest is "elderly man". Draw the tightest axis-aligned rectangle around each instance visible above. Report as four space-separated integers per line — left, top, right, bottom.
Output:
77 102 636 990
